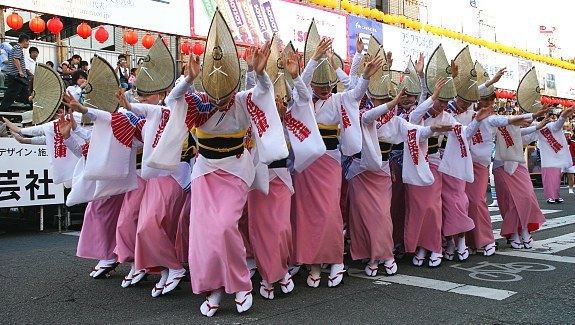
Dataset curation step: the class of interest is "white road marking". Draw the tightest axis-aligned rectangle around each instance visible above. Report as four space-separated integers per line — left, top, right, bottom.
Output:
490 209 560 223
497 250 575 264
61 231 81 237
348 269 516 300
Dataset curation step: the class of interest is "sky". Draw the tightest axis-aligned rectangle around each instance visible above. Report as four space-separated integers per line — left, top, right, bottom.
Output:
422 0 575 59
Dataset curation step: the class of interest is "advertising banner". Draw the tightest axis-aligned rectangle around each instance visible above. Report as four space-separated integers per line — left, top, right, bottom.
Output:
3 0 192 36
0 139 65 208
347 15 384 58
193 0 348 58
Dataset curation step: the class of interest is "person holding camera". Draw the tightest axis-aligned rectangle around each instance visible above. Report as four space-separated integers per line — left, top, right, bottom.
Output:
0 34 30 112
115 54 131 89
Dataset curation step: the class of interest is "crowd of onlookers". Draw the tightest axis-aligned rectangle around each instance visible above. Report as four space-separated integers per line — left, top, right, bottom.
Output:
0 33 138 112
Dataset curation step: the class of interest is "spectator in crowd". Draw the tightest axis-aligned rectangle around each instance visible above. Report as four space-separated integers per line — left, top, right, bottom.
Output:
45 61 54 69
0 42 13 87
128 67 137 84
65 70 88 104
115 54 131 89
0 34 30 111
80 60 89 73
25 46 39 80
59 54 82 85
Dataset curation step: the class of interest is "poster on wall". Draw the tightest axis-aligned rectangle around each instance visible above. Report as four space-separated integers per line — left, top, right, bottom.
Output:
192 0 348 58
3 0 192 36
0 139 65 208
381 24 440 72
347 16 384 58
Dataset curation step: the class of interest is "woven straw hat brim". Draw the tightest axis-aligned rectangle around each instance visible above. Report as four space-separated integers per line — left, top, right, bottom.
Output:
425 44 457 101
517 67 542 113
201 9 241 102
454 46 479 102
84 55 120 113
399 59 421 96
475 61 495 98
359 34 382 76
32 63 65 125
134 36 175 95
303 19 339 86
266 34 290 102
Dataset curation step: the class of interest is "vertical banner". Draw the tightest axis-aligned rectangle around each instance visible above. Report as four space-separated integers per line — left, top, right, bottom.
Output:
347 15 384 58
0 139 65 208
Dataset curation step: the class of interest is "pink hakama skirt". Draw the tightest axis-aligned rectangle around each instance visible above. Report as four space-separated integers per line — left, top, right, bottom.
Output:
340 177 350 226
441 173 475 237
404 164 443 254
188 170 251 294
115 176 146 263
493 165 546 238
247 176 293 284
239 205 254 259
175 192 191 264
390 157 406 246
465 163 495 249
77 194 125 260
134 176 186 271
291 154 344 265
542 167 561 200
347 170 394 262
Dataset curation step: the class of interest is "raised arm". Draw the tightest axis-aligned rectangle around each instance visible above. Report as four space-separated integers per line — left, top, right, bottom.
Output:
285 50 310 103
362 87 405 124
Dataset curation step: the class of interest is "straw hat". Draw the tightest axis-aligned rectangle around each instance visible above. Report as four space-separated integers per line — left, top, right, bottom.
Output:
303 19 340 87
398 59 421 96
266 34 291 102
364 37 391 100
134 36 176 95
201 9 241 103
453 46 479 102
475 61 494 98
425 44 457 101
516 67 542 113
84 55 120 113
31 63 65 124
358 34 382 76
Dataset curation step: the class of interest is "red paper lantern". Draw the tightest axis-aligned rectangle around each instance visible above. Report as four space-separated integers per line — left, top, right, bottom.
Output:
124 30 138 45
181 41 191 55
242 48 250 61
6 12 23 30
142 34 154 49
47 17 63 34
192 42 205 55
344 64 351 74
77 22 92 39
94 26 109 43
29 16 46 34
237 50 243 59
541 96 547 104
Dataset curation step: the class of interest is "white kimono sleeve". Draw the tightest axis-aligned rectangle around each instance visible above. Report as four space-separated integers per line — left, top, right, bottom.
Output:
237 71 289 164
147 79 193 171
335 77 369 156
285 76 326 172
494 125 524 163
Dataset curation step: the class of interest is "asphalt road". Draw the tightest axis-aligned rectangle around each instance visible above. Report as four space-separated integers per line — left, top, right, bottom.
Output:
2 186 575 324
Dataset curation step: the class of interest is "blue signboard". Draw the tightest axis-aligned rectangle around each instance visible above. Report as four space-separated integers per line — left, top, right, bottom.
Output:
347 15 384 58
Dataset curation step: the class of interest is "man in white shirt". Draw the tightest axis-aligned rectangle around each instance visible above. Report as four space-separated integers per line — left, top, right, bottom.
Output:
25 47 39 80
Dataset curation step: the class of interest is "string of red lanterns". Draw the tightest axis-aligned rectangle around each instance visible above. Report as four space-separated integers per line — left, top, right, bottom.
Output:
6 12 23 30
76 22 92 39
29 16 46 33
46 17 63 34
142 33 154 49
94 26 108 43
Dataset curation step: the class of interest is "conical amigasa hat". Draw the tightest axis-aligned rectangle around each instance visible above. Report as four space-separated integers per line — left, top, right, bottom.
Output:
31 63 65 124
266 34 290 102
134 36 175 95
398 58 421 96
304 19 339 86
201 9 241 102
358 34 382 76
425 44 457 101
516 67 542 113
84 55 120 113
364 36 391 100
453 46 479 102
475 61 494 98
